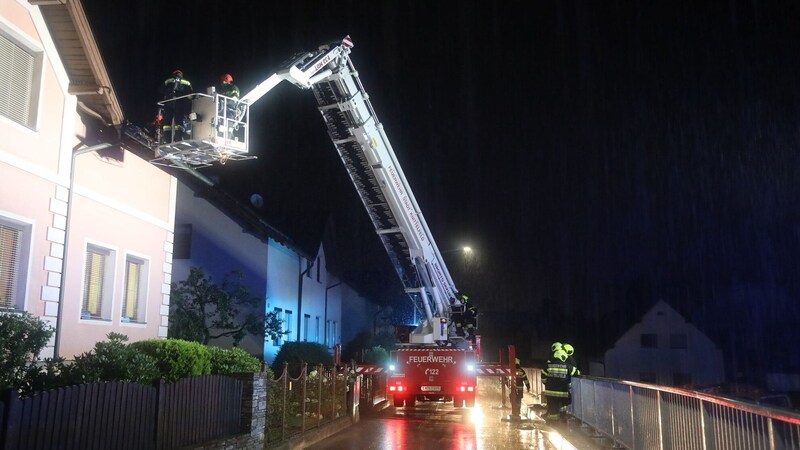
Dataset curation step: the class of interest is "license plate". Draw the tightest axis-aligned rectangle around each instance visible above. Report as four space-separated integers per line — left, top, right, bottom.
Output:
420 386 441 392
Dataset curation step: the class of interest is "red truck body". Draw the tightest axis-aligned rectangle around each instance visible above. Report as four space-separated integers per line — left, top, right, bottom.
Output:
388 348 477 408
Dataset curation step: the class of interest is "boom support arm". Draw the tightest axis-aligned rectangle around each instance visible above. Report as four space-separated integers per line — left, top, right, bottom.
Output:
244 36 462 344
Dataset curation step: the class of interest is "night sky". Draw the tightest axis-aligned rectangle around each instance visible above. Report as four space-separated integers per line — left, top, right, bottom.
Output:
83 1 800 383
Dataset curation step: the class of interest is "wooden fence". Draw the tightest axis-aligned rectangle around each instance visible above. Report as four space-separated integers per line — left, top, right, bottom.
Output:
0 375 243 450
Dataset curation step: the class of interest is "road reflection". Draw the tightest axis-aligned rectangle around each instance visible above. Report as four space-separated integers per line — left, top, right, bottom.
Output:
307 381 553 450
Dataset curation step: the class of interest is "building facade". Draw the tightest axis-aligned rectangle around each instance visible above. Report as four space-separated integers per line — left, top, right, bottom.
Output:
172 179 372 363
1 0 176 358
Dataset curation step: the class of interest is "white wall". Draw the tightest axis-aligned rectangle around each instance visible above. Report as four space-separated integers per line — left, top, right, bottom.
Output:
605 300 725 387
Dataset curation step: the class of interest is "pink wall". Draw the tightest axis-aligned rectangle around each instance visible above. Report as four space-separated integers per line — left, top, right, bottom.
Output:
1 0 177 359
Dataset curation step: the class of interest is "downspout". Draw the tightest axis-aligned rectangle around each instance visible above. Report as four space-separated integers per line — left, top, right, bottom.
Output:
54 142 112 359
297 258 314 341
324 281 342 347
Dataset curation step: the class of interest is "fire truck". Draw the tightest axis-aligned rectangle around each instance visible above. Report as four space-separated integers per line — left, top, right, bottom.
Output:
132 36 490 408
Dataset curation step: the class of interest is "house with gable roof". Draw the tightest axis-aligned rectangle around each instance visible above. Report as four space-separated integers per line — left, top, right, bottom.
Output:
604 300 725 387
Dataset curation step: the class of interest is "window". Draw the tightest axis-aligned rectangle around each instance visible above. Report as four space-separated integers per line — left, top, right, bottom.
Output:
315 316 320 343
670 333 688 349
640 333 658 348
0 26 43 129
272 307 283 346
326 319 332 347
121 256 148 323
0 219 31 310
173 224 192 259
81 245 114 320
303 314 310 341
316 258 320 282
285 310 293 340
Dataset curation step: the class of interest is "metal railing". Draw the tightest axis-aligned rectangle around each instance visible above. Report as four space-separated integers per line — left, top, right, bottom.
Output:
265 363 349 445
571 377 800 449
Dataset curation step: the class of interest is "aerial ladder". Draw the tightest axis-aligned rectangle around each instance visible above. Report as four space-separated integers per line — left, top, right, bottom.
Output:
128 36 469 345
241 36 465 345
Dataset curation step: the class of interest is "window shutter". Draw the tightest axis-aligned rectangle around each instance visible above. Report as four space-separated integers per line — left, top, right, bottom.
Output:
0 34 35 127
0 223 21 309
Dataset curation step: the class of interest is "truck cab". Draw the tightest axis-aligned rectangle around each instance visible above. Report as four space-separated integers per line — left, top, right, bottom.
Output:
387 348 478 408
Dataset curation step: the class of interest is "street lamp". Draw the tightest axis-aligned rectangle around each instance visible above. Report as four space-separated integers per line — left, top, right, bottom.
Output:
442 246 472 255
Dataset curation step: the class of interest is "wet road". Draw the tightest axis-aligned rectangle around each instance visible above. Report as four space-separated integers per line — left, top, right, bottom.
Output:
307 381 556 450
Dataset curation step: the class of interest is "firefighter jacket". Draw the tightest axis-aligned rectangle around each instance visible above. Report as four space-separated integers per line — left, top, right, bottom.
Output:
217 82 240 99
515 366 531 392
542 359 578 398
162 76 193 100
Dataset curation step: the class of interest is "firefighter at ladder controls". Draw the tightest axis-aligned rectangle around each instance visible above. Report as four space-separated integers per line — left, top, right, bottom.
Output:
160 69 193 141
542 348 578 421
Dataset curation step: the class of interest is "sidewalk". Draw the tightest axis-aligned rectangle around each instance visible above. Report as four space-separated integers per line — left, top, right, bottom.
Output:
520 392 612 450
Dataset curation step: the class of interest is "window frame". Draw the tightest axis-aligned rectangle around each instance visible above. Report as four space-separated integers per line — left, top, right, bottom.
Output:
285 309 293 340
121 253 149 324
81 243 116 321
0 215 33 311
640 333 658 349
0 20 44 130
272 307 283 346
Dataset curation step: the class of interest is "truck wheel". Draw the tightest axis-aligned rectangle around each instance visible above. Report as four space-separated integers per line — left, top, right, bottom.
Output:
393 397 404 408
453 396 463 407
465 397 475 407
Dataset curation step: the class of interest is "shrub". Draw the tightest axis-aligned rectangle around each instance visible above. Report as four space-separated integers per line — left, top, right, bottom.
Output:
362 346 389 365
208 346 262 374
130 339 211 382
0 312 54 391
66 333 159 385
271 342 332 377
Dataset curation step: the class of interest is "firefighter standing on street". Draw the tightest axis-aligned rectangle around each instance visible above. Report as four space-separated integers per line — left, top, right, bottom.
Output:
542 348 578 421
508 358 531 411
160 69 193 141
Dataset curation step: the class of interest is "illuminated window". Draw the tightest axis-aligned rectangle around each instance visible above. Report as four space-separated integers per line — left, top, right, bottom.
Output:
0 25 43 129
82 245 114 320
121 256 148 323
0 219 31 310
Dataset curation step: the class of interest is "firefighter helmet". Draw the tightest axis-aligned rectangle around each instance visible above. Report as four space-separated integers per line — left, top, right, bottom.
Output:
551 342 563 352
221 73 233 83
554 349 568 362
563 343 574 356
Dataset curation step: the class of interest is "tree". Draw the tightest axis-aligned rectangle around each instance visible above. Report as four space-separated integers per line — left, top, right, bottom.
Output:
169 266 282 346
